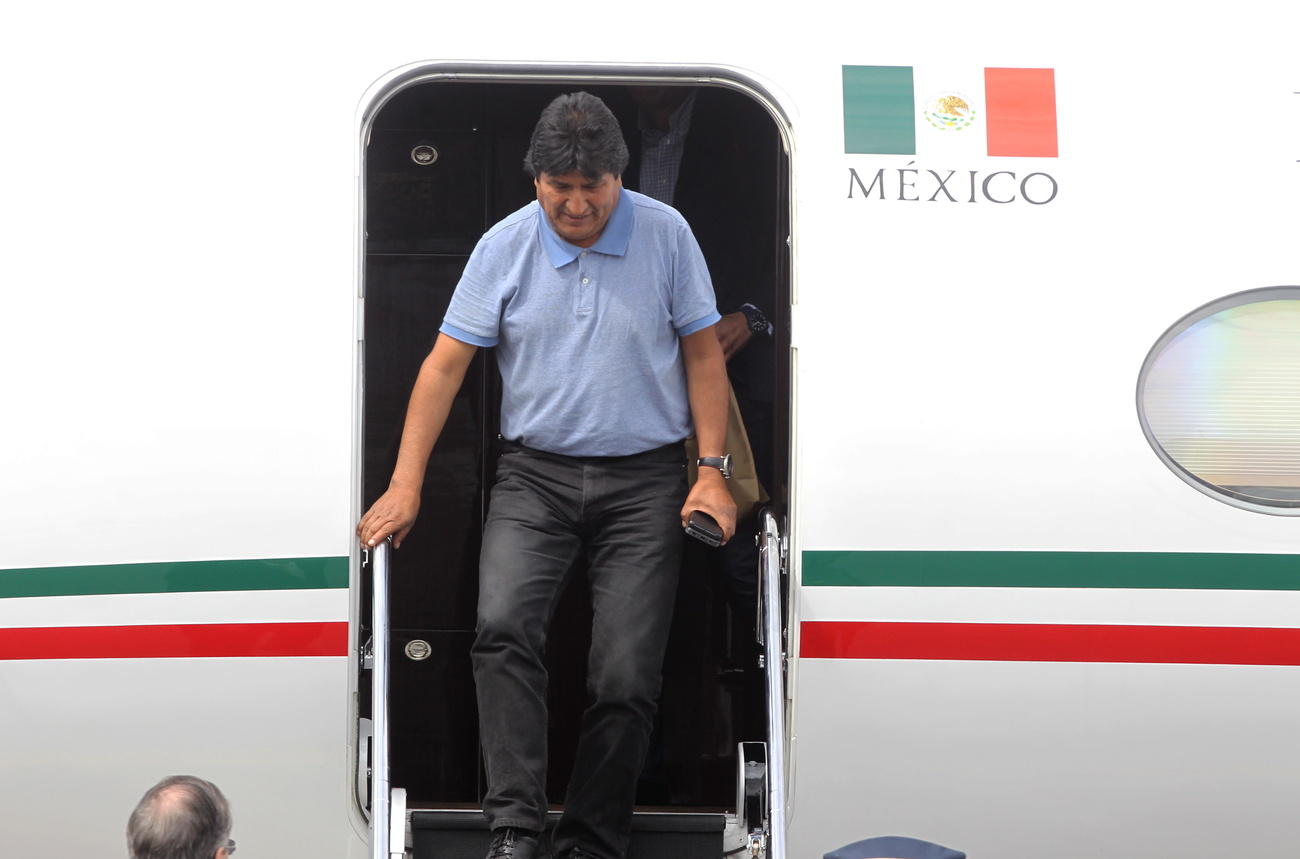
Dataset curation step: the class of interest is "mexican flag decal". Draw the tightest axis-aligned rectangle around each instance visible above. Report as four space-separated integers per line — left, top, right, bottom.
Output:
843 65 1058 158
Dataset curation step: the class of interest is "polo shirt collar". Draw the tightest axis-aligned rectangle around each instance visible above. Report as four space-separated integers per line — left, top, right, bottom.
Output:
537 187 634 268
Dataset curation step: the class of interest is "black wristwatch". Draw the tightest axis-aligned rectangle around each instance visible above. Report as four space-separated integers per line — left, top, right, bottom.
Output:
696 454 733 479
739 303 771 335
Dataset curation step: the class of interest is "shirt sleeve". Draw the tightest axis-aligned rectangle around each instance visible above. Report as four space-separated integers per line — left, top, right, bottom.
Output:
670 221 722 336
440 238 504 347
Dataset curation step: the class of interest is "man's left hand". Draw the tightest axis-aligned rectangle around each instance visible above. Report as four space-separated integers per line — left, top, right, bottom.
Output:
681 469 737 544
715 312 753 361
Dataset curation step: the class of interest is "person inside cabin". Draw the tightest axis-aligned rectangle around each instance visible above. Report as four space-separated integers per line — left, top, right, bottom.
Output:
622 83 777 528
357 91 736 859
619 85 779 760
126 775 235 859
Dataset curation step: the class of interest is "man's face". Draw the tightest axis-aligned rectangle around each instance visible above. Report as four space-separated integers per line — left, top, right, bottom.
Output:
534 171 622 248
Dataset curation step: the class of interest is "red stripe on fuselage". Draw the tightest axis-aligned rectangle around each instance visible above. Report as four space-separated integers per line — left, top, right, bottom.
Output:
801 621 1300 665
0 621 348 659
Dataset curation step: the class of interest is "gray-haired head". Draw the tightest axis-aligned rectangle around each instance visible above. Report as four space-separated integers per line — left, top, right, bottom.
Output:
127 775 232 859
523 91 629 180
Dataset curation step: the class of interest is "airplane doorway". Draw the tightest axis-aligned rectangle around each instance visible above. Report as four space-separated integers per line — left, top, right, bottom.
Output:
355 68 791 857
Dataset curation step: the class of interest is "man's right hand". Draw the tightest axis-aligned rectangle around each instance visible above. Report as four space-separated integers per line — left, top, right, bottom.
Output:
357 485 421 548
357 334 479 550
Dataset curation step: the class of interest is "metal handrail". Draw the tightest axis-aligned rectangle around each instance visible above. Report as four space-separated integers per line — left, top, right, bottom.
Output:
759 510 787 859
371 539 394 859
371 524 780 858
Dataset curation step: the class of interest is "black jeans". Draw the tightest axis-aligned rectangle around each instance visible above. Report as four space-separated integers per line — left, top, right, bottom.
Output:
472 441 687 859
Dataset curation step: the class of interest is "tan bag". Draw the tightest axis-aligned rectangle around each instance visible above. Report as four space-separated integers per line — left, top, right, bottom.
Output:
685 385 769 522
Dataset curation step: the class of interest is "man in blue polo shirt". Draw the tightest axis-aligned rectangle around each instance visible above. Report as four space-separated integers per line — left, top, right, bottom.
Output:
357 92 736 859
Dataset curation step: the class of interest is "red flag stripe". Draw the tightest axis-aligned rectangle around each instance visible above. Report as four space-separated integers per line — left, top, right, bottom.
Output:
0 622 348 660
802 621 1300 666
984 67 1058 157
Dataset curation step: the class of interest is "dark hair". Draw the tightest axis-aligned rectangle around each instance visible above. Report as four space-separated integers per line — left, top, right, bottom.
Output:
523 91 629 180
127 775 232 859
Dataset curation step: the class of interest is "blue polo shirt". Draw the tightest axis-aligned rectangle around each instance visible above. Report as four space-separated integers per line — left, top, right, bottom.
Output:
440 188 720 456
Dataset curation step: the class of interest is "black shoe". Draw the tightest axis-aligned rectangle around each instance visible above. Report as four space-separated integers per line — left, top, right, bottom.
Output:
486 827 542 859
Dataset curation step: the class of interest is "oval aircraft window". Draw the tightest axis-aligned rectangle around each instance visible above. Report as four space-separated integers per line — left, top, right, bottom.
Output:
1138 286 1300 514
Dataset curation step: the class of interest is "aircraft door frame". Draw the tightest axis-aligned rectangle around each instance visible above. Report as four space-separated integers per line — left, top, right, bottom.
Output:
348 61 799 849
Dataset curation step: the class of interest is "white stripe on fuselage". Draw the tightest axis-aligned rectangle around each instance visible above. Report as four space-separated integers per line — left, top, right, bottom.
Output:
800 585 1300 629
0 588 347 629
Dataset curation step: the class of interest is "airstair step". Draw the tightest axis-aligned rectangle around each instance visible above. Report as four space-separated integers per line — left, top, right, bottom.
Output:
410 809 726 859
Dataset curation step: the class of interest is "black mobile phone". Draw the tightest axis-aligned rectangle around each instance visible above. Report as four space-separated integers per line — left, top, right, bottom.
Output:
685 510 724 547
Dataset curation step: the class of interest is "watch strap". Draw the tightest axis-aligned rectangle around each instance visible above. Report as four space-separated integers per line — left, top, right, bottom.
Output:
696 454 733 479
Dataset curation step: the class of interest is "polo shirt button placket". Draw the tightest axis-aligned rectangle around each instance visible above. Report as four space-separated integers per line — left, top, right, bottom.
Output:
577 267 594 315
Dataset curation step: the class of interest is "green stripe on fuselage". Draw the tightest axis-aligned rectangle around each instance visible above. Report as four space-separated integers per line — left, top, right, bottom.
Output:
803 551 1300 590
0 556 348 598
12 552 1299 597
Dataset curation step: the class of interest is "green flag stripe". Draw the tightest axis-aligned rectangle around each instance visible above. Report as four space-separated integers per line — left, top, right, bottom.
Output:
804 551 1300 591
0 556 348 599
843 65 916 155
